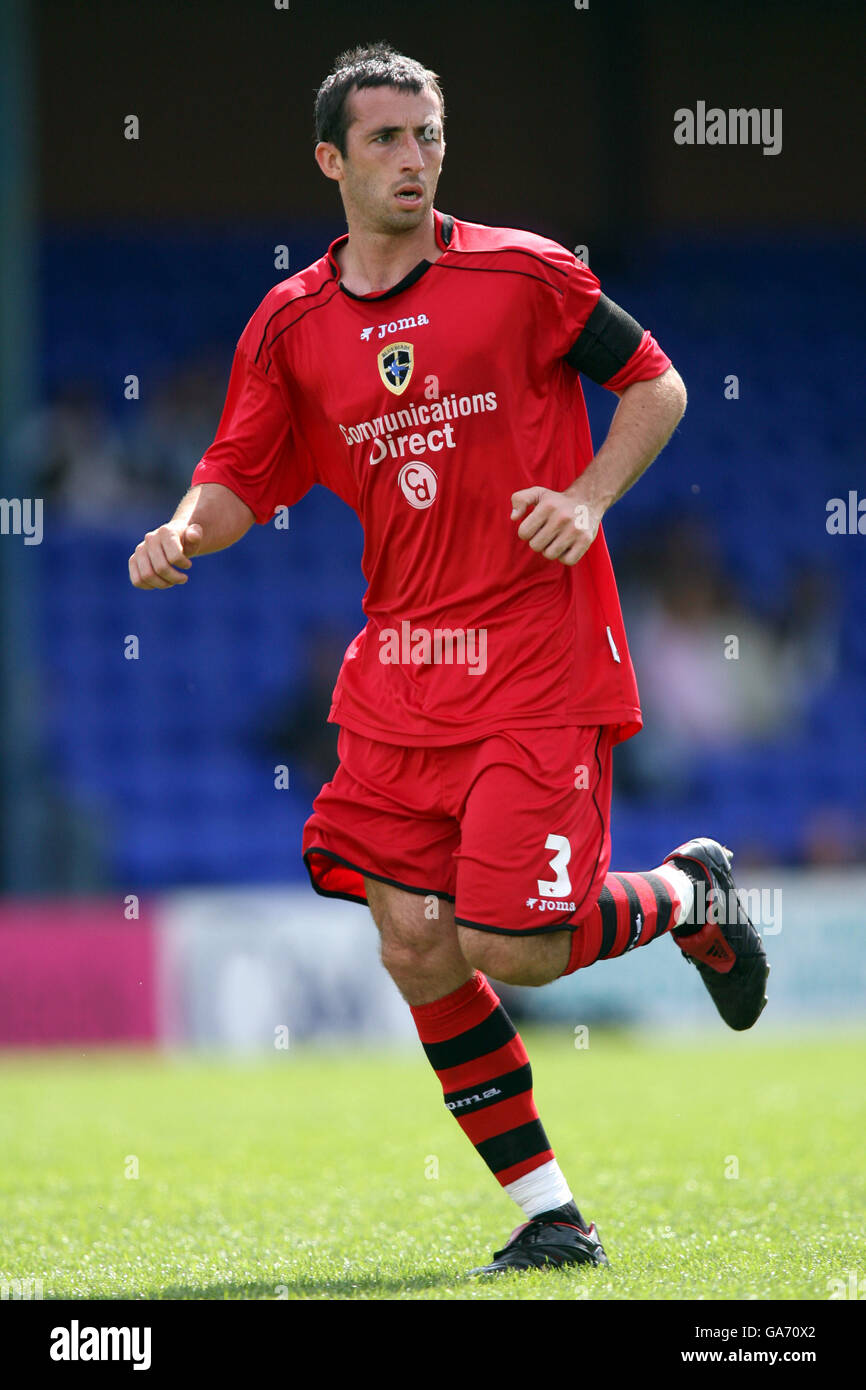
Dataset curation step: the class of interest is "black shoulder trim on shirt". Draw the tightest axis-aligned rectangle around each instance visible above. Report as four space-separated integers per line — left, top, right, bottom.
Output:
440 243 569 280
254 276 337 366
439 213 455 246
565 293 644 384
428 260 565 295
261 282 343 372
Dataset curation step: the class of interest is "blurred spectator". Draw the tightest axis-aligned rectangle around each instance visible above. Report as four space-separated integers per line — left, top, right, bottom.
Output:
616 517 839 802
255 625 356 802
11 382 131 515
801 806 865 867
126 354 229 504
10 354 229 518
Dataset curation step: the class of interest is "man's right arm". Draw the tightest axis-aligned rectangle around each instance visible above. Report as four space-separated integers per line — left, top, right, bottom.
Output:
128 481 254 590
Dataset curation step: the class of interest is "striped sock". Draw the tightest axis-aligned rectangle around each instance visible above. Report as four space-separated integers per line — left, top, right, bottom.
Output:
410 972 574 1219
562 864 694 976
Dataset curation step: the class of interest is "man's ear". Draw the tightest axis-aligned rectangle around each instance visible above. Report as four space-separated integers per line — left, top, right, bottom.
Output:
315 141 343 182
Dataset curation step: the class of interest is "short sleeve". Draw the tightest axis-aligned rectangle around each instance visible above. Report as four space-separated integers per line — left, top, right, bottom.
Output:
191 340 315 524
558 256 672 392
557 254 604 353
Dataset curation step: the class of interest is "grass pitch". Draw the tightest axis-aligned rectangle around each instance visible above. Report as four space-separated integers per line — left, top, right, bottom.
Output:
1 1029 863 1300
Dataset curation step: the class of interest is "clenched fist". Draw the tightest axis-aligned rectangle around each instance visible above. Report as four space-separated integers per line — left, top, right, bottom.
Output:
510 487 602 566
128 522 203 589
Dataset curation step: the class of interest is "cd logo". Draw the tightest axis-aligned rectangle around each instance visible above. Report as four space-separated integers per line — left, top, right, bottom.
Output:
398 462 437 509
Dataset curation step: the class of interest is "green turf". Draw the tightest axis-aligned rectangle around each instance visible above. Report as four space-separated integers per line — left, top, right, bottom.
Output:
0 1030 863 1300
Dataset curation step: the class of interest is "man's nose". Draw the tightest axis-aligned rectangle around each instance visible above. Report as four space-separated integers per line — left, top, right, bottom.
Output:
398 134 424 167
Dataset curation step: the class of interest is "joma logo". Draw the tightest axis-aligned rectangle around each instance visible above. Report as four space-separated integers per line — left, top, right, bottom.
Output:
361 313 429 341
446 1086 502 1111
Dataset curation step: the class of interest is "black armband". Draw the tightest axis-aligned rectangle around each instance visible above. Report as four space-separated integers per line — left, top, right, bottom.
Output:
565 293 644 384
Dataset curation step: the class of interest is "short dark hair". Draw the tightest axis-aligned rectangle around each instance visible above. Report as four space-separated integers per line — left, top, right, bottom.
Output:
314 42 444 156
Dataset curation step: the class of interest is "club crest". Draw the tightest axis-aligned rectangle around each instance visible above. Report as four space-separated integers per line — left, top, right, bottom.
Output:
377 341 414 396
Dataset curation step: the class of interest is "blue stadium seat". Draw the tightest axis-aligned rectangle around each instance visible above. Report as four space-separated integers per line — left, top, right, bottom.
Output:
34 230 866 886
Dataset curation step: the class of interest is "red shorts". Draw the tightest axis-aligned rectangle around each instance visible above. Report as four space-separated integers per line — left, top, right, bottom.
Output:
302 724 614 936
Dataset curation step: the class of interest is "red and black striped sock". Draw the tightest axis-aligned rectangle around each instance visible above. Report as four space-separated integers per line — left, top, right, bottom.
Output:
562 864 694 976
411 972 579 1220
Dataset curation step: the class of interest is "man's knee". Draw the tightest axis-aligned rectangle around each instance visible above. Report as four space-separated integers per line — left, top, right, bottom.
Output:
365 879 457 979
457 925 568 987
379 915 445 977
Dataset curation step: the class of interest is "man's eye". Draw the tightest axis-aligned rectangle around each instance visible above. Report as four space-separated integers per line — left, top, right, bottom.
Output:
375 133 392 143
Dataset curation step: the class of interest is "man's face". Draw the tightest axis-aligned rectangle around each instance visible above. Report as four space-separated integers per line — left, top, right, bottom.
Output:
319 84 445 234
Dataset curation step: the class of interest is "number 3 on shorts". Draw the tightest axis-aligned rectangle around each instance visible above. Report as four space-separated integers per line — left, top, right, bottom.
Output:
538 833 572 898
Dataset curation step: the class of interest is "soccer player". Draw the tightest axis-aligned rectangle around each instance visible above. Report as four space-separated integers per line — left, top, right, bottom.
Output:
129 43 769 1274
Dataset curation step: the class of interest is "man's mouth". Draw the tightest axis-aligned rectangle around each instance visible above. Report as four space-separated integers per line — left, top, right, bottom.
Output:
394 185 424 205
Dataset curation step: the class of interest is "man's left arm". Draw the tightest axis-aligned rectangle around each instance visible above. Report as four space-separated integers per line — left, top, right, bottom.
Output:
511 364 687 565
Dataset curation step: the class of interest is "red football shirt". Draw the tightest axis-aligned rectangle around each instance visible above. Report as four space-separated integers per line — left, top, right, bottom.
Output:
192 210 672 746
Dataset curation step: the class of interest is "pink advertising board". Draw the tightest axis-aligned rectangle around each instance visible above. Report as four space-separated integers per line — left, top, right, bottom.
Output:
0 899 156 1045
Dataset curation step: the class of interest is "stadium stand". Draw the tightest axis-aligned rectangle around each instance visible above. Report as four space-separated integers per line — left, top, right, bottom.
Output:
30 230 866 884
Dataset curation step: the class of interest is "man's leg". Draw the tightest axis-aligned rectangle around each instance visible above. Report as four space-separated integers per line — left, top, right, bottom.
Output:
457 843 768 1035
456 861 695 985
365 877 591 1229
365 877 471 1005
450 725 690 987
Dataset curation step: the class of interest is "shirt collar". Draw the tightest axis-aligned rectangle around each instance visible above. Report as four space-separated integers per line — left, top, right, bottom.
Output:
326 210 454 302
